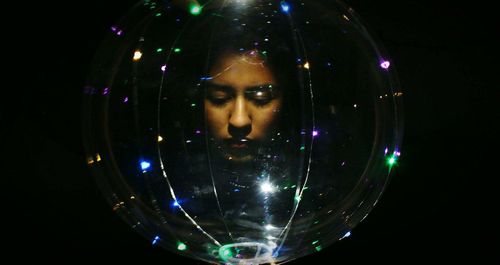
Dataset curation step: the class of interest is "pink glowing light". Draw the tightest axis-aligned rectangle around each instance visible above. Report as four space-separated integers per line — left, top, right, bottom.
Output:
380 60 390 69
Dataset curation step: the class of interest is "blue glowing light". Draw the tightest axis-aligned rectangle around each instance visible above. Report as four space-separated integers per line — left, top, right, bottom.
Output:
152 235 160 245
140 160 151 170
171 199 187 208
280 2 290 13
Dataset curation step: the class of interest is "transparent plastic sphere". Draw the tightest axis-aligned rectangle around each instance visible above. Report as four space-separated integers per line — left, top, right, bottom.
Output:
83 0 403 264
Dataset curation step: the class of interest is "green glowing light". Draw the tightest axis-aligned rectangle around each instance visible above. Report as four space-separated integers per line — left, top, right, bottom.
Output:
174 48 181 53
156 48 163 53
190 5 202 15
191 103 196 107
155 12 162 17
294 195 301 202
315 245 322 252
300 146 305 151
312 240 319 245
387 154 397 167
177 242 187 251
221 248 233 259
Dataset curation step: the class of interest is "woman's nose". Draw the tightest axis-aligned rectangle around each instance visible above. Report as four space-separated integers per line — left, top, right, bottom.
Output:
228 97 251 134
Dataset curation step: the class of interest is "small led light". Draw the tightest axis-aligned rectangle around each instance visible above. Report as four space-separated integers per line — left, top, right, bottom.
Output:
133 50 142 61
260 182 276 193
140 160 151 170
380 60 390 69
177 242 187 251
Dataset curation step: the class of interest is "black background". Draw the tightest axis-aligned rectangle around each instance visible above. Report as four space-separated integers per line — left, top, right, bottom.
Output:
8 0 498 263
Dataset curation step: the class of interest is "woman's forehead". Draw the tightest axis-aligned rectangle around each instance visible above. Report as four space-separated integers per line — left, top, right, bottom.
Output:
209 53 276 88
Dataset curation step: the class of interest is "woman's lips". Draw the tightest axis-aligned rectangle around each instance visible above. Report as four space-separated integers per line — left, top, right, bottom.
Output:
226 138 251 149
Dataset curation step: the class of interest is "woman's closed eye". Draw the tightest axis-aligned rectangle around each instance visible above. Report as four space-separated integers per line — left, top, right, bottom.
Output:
206 86 233 105
246 85 278 106
247 91 272 105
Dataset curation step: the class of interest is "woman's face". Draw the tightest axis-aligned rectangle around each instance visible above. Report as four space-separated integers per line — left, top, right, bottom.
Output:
205 52 282 163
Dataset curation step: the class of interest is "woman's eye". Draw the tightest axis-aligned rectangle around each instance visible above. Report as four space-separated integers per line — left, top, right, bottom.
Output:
250 91 273 105
207 91 231 105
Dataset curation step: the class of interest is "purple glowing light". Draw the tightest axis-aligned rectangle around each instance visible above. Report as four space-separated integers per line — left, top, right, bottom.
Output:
102 87 109 95
111 26 117 32
395 151 401 157
117 30 123 36
380 60 391 69
312 130 319 137
384 147 388 155
123 96 129 103
195 130 201 134
161 64 167 72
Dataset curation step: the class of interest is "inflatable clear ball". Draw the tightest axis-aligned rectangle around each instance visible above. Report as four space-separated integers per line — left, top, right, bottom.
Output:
83 0 403 264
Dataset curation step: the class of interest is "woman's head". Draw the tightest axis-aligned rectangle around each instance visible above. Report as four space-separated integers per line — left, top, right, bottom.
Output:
163 11 302 165
204 50 283 163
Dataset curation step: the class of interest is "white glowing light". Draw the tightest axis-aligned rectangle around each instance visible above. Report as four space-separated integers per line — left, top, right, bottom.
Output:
260 182 275 193
133 50 143 61
340 231 352 240
265 224 276 230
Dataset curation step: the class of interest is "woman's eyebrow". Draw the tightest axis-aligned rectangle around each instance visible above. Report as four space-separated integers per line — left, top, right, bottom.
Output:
206 83 233 92
245 84 277 92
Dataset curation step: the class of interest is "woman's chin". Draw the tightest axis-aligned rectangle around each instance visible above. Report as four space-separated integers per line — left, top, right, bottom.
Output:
226 153 254 163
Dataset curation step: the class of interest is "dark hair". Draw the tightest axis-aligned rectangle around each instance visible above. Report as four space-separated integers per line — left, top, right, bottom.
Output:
162 8 305 145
